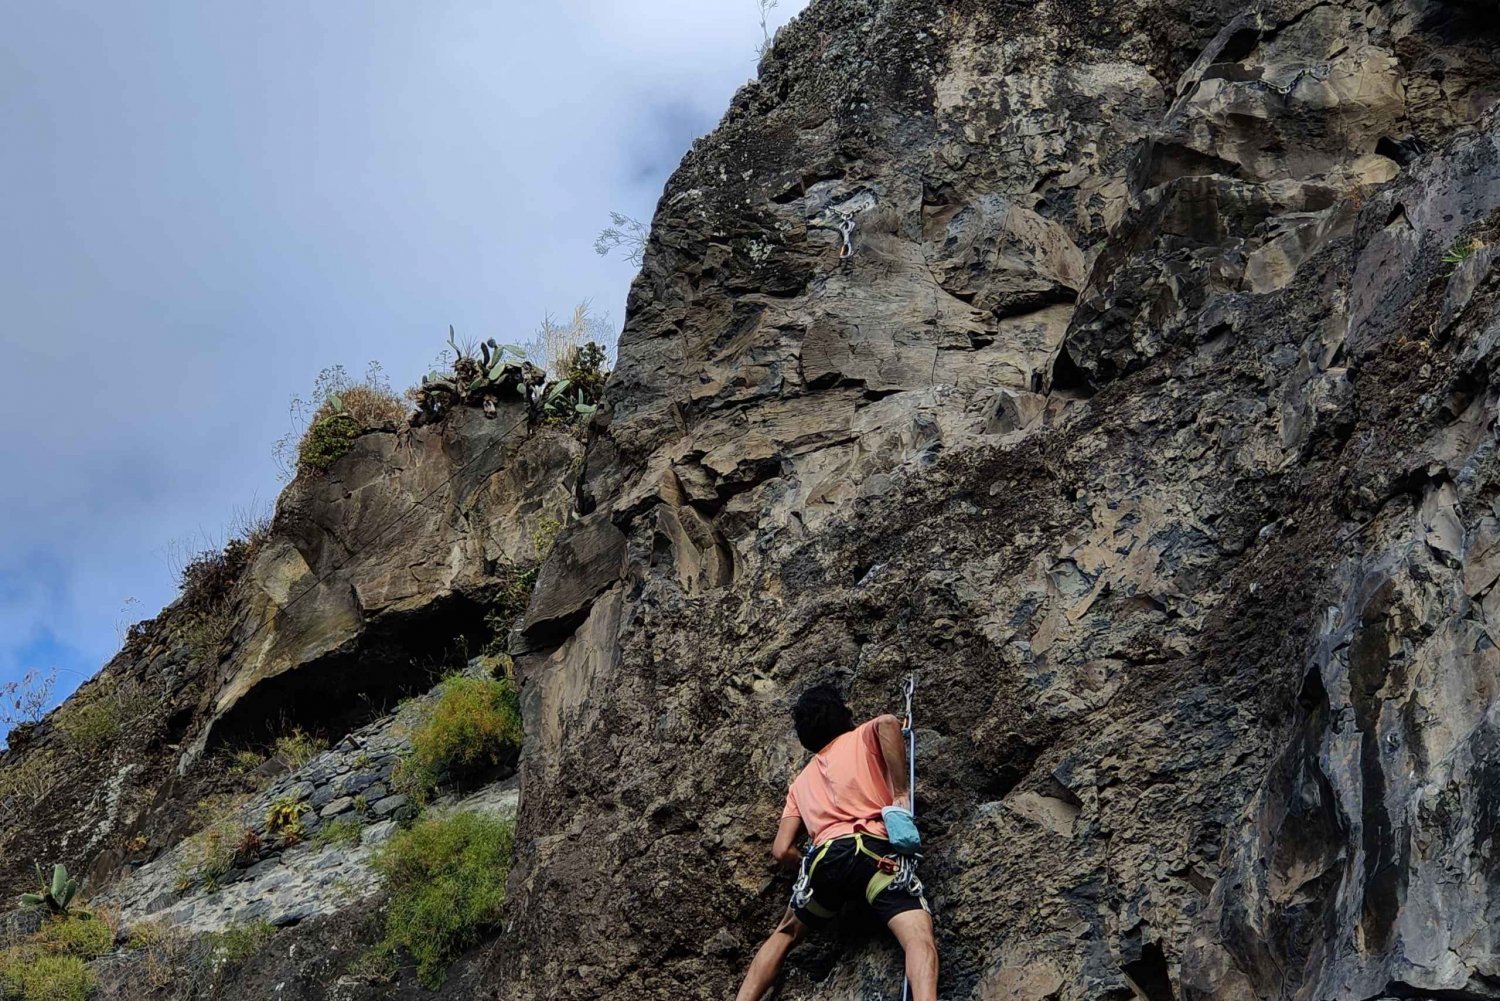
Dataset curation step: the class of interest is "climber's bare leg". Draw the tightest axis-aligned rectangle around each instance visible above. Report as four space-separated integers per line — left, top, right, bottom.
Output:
887 908 938 1001
734 908 806 1001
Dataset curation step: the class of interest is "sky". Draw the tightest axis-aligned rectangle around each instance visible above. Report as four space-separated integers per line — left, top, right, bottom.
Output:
0 0 809 718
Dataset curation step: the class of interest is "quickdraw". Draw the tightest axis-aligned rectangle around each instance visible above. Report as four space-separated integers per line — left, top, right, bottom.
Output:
837 214 857 258
900 673 918 1001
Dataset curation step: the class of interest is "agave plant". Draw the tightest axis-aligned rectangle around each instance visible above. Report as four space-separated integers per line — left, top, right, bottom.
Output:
19 862 79 915
413 327 539 425
536 379 599 422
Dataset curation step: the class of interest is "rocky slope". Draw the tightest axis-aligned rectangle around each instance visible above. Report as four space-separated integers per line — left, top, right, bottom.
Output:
6 0 1500 999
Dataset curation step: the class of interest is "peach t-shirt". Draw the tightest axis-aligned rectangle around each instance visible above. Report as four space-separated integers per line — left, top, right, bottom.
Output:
781 719 893 845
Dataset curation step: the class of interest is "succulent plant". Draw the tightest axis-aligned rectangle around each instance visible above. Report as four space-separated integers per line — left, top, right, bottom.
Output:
19 862 79 914
265 796 310 844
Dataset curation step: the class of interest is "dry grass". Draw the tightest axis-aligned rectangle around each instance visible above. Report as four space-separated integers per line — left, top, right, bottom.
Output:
0 752 58 812
273 728 327 769
525 301 615 377
55 679 152 757
126 920 194 991
275 362 408 479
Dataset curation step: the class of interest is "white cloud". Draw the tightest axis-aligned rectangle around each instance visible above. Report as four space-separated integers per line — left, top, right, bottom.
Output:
0 0 810 697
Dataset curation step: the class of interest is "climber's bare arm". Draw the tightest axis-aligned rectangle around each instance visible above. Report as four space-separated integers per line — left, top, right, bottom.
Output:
873 714 911 806
772 816 804 869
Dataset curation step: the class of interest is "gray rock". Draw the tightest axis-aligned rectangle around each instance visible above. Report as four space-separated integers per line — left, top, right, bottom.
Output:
330 771 375 798
359 821 397 847
370 795 408 819
319 797 353 818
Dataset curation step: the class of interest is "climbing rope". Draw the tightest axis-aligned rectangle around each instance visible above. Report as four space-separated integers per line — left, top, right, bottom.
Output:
901 674 916 815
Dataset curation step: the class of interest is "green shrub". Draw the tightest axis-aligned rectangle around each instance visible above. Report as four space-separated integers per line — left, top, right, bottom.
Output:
298 412 360 472
481 564 540 656
0 952 94 1001
561 340 608 406
204 920 276 966
395 678 522 802
374 812 515 988
33 916 113 959
313 816 364 849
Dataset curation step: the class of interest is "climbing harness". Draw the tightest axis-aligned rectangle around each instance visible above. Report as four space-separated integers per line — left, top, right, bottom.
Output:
899 673 917 1001
790 831 923 922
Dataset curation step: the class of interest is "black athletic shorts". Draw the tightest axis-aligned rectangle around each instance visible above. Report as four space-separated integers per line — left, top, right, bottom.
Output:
789 834 929 929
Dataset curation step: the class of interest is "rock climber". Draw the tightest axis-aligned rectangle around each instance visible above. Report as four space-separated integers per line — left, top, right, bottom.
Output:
733 683 938 1001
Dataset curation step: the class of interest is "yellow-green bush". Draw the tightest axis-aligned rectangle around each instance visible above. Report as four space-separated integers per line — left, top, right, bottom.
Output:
0 754 56 811
273 729 327 768
0 952 94 1001
183 606 235 668
373 811 514 988
56 698 122 756
265 796 309 844
395 677 521 802
33 916 113 960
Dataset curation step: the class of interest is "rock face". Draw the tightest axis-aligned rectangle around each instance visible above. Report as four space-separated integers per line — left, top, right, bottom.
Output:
200 406 579 750
496 1 1500 999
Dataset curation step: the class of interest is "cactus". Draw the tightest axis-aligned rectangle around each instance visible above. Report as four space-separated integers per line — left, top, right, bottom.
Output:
19 862 79 914
411 326 548 425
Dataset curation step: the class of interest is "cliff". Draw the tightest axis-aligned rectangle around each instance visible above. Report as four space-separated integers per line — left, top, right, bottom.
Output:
5 0 1500 998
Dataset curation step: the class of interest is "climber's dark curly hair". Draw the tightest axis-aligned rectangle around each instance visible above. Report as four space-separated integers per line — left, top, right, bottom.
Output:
792 683 855 753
